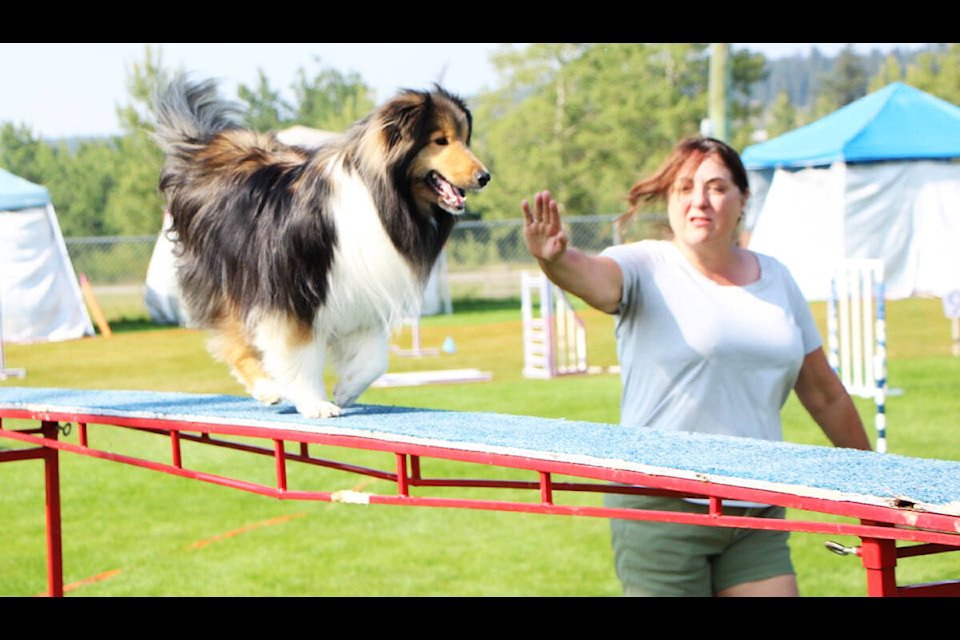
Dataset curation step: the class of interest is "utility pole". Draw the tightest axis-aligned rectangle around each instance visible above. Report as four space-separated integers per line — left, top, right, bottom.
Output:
706 43 731 142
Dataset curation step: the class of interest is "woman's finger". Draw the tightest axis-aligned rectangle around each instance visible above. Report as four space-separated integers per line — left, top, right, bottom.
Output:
521 199 533 224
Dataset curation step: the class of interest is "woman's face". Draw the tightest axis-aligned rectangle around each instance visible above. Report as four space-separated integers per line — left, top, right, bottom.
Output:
667 153 748 250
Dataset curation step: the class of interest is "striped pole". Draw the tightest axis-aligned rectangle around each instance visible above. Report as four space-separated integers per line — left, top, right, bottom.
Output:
828 276 840 376
873 269 887 453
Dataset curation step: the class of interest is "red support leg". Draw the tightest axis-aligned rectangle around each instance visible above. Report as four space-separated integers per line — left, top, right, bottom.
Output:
396 454 409 497
42 421 64 597
171 430 182 468
274 440 287 491
860 529 900 597
539 472 553 505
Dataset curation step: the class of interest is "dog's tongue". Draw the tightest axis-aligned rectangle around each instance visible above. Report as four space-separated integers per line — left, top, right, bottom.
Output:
438 178 465 211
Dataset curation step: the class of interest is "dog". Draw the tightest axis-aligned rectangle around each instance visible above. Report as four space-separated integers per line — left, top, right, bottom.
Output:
154 75 489 418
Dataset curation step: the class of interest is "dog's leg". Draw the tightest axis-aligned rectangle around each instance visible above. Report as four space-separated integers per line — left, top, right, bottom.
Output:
330 327 390 409
254 315 341 418
209 318 283 405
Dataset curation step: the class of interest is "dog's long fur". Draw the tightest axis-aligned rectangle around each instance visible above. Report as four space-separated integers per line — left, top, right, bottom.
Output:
155 76 489 418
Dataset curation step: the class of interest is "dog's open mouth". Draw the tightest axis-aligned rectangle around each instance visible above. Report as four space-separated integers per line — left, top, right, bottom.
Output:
428 171 467 214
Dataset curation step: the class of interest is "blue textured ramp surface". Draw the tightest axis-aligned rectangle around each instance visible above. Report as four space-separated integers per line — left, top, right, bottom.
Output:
2 387 959 516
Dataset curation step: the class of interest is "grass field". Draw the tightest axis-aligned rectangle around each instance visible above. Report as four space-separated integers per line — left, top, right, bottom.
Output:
2 290 960 596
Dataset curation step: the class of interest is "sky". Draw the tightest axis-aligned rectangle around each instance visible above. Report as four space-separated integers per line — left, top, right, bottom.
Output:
0 43 934 140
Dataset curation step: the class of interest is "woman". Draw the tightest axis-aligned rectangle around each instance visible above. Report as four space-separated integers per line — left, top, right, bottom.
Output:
521 137 870 597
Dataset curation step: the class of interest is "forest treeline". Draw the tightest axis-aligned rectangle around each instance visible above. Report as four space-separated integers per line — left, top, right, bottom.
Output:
2 43 957 239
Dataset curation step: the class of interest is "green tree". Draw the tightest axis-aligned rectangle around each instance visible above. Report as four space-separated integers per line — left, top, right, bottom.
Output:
473 43 750 229
0 123 118 237
286 59 376 133
105 44 169 235
727 48 768 150
766 90 799 139
476 43 594 217
236 58 376 135
815 44 868 117
51 139 119 237
869 53 905 92
238 70 289 131
903 43 960 104
0 123 55 185
0 46 384 241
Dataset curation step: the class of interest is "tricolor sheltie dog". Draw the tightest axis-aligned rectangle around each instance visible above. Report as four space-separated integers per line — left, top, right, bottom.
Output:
154 76 490 418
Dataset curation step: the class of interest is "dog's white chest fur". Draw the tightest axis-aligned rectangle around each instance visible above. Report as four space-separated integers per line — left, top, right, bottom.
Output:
317 166 423 334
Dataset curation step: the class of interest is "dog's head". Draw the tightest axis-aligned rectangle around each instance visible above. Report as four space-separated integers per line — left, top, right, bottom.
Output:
364 86 490 217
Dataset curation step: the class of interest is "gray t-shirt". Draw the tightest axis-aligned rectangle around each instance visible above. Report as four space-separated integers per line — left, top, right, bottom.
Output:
601 240 822 442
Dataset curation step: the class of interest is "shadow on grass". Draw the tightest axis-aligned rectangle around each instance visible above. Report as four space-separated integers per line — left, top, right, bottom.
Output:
448 297 522 314
99 317 178 335
101 298 525 336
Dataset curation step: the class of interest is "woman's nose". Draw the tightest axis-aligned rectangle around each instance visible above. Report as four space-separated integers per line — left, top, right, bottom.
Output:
690 187 709 208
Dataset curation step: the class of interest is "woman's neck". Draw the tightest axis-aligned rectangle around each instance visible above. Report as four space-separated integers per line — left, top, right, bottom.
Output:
672 240 759 286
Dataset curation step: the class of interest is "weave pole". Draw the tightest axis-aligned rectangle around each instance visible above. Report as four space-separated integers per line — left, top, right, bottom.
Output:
828 259 887 453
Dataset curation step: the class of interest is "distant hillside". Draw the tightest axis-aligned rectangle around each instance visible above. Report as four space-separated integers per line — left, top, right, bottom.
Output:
749 43 948 108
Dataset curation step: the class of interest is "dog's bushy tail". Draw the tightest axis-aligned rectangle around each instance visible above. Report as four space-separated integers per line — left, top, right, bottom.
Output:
154 75 243 156
155 75 247 248
155 75 246 203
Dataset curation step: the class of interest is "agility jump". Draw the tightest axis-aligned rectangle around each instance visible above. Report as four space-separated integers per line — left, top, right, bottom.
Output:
522 271 588 378
829 259 890 453
1 386 959 597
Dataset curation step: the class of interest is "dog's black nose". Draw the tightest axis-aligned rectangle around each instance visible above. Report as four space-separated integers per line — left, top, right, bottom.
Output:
476 170 491 188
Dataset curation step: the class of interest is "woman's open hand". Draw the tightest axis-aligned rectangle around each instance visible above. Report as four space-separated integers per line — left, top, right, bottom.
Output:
521 190 569 263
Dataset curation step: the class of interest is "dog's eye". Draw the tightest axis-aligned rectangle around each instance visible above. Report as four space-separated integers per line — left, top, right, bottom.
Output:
435 137 449 146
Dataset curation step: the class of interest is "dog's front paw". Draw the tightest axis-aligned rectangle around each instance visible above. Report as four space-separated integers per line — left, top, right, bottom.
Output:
295 397 343 419
332 381 363 410
252 378 284 406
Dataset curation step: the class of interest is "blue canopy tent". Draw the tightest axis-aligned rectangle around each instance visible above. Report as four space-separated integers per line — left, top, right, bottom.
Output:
742 82 960 301
0 168 93 343
0 168 50 209
743 82 960 169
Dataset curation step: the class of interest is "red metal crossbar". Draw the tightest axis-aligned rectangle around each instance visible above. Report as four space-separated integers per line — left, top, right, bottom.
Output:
2 409 959 597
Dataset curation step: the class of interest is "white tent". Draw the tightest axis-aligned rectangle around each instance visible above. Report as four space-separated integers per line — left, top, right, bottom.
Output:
145 212 188 325
746 160 960 300
0 169 94 342
742 83 960 301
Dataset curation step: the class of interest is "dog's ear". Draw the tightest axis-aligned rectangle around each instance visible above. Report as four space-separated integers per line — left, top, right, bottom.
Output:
381 91 431 150
431 85 473 143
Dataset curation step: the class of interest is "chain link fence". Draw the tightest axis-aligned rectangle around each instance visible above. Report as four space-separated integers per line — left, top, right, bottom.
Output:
64 213 667 316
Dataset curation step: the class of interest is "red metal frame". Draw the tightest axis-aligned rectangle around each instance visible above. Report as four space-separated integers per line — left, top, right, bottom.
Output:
3 406 959 597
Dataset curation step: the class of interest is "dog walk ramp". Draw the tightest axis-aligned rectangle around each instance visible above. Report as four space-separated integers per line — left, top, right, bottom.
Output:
2 386 960 597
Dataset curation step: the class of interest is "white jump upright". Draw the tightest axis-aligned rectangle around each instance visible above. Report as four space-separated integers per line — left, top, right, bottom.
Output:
522 271 587 379
390 317 440 357
828 259 887 453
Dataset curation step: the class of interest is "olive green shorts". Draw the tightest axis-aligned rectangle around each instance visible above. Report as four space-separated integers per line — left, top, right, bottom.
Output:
605 492 795 597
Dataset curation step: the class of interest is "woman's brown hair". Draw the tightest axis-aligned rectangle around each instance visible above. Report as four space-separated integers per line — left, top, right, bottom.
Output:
622 136 749 222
